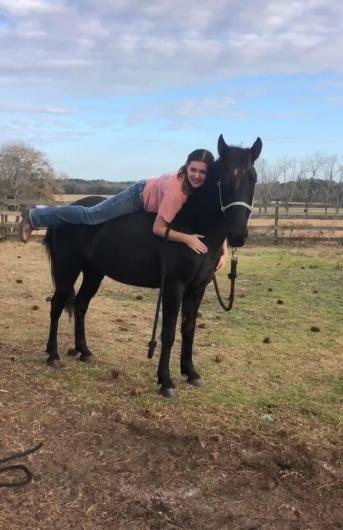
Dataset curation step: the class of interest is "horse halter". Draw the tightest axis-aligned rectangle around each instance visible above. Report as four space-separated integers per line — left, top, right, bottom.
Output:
217 179 253 215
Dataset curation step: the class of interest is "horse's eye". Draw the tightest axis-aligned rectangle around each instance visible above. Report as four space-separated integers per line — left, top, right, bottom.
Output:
250 171 257 183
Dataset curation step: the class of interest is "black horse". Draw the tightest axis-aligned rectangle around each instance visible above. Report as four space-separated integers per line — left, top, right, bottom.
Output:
44 135 262 397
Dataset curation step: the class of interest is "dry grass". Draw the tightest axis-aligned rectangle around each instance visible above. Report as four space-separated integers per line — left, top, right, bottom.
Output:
1 240 343 529
0 240 342 444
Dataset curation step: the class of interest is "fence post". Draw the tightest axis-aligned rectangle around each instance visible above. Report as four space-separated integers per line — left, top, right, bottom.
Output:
273 205 279 244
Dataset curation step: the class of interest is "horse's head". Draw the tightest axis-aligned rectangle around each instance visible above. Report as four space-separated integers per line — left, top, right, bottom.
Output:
217 135 262 247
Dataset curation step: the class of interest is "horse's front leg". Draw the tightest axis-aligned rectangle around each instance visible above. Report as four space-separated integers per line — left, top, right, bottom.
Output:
158 281 184 398
180 284 206 386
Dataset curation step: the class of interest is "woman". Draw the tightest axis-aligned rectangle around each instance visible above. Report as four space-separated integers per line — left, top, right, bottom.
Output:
19 149 228 269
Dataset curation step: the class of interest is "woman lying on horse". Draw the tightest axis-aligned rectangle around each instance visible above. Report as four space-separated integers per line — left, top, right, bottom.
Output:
19 148 228 270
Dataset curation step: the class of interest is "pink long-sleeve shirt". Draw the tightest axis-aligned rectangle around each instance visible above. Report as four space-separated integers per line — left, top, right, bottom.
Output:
142 172 188 223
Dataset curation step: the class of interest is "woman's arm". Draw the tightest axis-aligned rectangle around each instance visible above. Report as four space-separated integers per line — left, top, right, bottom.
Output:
216 240 229 271
153 215 208 254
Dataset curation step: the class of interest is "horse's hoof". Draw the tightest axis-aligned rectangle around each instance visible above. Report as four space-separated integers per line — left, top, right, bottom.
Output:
159 387 177 399
47 359 62 369
79 355 95 365
187 377 205 387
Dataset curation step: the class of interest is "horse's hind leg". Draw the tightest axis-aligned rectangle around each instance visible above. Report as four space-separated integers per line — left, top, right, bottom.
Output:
46 277 78 368
74 265 104 363
180 284 206 386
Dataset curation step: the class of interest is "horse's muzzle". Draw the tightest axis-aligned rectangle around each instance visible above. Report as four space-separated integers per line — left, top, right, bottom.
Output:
227 228 248 248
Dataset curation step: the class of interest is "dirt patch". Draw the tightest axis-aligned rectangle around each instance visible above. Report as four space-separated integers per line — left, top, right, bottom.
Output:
1 349 342 530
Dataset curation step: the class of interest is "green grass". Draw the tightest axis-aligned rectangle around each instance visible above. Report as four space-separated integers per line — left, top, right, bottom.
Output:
1 242 342 444
54 248 343 439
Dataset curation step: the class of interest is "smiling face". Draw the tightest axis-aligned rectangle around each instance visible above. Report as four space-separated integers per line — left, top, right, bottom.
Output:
186 161 208 189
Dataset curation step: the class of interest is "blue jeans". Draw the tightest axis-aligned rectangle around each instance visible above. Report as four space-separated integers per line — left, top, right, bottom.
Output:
29 180 146 228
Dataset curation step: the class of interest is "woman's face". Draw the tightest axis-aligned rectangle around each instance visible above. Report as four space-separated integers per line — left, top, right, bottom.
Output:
186 161 208 188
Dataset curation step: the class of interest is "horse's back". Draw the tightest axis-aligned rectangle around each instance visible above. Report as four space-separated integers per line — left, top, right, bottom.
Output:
47 195 210 289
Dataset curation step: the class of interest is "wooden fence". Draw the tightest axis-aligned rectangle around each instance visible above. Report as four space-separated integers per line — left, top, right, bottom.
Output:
1 199 343 243
0 198 49 240
0 199 21 240
251 202 343 244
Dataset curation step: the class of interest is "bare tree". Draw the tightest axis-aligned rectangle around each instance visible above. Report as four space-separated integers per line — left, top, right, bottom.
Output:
0 143 58 202
335 162 343 212
295 153 327 205
275 157 306 212
254 152 343 213
255 158 280 210
320 155 340 211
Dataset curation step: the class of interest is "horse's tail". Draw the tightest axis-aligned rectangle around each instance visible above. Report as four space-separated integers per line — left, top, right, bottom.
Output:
43 228 75 318
43 227 55 279
64 289 75 319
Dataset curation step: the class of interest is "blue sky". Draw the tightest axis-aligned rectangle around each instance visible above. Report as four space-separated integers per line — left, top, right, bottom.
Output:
0 0 342 180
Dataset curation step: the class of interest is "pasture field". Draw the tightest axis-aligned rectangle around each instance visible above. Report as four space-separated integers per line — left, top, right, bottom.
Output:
0 240 342 529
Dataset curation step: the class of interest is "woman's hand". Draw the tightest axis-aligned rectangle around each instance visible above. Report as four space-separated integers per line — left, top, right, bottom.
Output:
216 240 229 271
216 252 228 271
184 234 208 254
152 216 207 254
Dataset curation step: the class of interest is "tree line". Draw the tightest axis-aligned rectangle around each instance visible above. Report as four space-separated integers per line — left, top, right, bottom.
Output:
1 142 343 207
58 176 131 196
255 154 343 207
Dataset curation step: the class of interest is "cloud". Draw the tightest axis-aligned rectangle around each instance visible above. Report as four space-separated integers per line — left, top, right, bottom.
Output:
128 96 240 124
127 94 309 128
323 96 343 105
0 0 341 98
0 104 76 115
0 101 89 146
0 0 62 15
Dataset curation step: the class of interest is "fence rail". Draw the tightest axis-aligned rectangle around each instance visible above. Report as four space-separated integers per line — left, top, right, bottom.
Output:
251 202 343 243
0 198 39 239
1 199 343 243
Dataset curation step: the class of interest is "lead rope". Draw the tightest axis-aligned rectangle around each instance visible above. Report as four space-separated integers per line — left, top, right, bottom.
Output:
0 442 42 488
212 248 238 311
147 227 170 359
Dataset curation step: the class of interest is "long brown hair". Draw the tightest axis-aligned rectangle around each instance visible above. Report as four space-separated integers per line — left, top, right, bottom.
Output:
177 149 214 195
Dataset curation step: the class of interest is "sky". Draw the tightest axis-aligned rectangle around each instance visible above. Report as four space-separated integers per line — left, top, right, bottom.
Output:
0 0 342 180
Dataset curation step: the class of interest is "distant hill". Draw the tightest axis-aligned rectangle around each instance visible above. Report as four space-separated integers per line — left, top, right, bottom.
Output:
56 178 133 196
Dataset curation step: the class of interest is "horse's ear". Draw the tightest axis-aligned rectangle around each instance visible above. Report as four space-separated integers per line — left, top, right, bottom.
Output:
218 134 229 158
251 137 262 161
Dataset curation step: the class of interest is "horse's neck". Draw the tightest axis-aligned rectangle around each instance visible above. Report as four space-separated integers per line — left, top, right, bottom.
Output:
192 163 223 230
171 161 225 238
